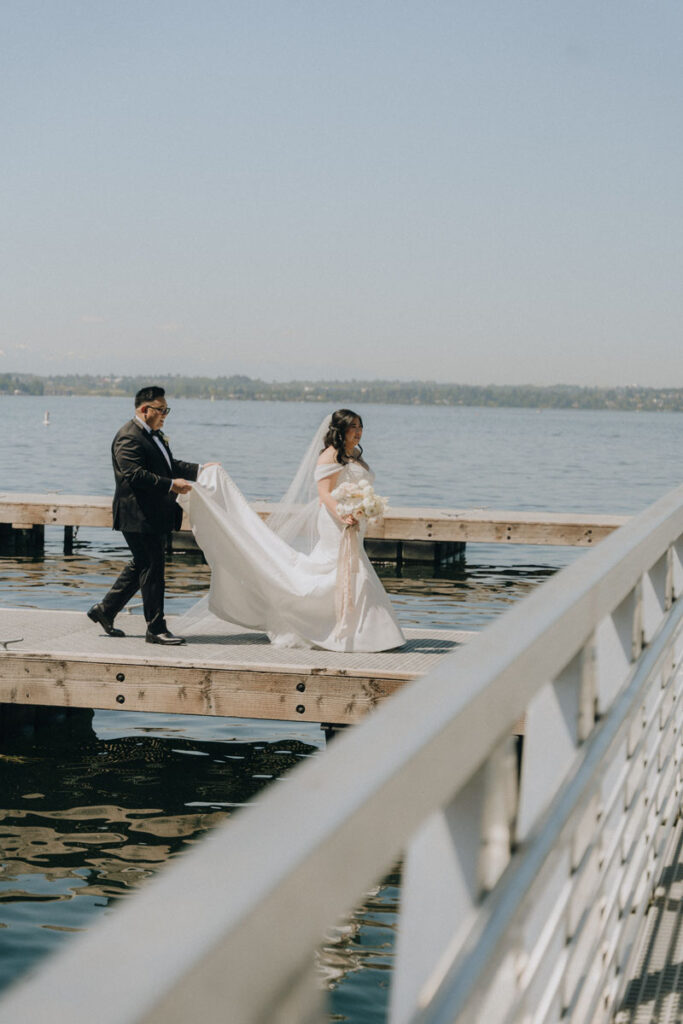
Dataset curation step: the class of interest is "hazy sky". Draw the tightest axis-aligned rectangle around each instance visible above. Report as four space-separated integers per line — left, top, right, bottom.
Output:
2 2 682 385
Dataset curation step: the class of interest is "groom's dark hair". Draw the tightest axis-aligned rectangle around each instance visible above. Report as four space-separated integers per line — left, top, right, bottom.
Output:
135 385 165 408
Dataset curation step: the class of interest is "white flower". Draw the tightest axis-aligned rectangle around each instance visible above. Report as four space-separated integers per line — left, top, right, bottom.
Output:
331 480 389 523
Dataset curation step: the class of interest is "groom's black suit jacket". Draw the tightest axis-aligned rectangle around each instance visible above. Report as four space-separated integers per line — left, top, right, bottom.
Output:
111 419 199 534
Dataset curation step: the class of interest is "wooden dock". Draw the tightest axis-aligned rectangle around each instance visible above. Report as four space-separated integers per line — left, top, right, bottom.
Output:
0 607 474 726
0 492 629 557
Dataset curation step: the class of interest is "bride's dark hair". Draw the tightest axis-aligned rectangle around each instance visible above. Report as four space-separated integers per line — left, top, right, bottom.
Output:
322 409 363 465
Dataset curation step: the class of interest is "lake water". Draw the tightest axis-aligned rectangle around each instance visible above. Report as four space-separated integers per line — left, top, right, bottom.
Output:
1 396 682 1020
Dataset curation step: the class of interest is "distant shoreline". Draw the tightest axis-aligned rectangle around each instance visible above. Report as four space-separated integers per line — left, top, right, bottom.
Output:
2 372 683 412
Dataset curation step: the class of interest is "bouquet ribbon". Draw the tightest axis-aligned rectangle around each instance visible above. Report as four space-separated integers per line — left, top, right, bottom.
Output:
334 524 360 641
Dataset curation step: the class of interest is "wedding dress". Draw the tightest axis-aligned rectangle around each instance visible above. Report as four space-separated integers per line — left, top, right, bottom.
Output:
178 438 405 654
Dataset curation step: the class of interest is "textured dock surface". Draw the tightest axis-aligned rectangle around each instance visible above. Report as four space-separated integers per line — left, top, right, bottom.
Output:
616 820 683 1024
0 606 474 725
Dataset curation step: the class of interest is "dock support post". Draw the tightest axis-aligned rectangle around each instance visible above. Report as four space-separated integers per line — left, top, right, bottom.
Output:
0 523 44 556
363 538 466 568
64 525 74 555
321 723 349 744
433 541 443 572
0 703 95 745
0 703 37 741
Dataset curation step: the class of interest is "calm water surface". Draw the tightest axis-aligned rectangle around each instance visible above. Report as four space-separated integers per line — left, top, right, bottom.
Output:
1 397 682 1020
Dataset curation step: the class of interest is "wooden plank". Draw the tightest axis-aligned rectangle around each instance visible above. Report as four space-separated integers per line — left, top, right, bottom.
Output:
0 608 472 725
0 493 112 527
366 506 630 546
0 656 406 724
0 493 630 546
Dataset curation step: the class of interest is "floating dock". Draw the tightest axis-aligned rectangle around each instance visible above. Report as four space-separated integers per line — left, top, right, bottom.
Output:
0 491 629 559
0 607 474 727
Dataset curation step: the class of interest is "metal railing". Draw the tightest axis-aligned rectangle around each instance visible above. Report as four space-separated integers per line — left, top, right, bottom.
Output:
2 485 683 1024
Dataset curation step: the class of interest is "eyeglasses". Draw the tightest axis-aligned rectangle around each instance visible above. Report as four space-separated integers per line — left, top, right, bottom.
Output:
146 404 171 415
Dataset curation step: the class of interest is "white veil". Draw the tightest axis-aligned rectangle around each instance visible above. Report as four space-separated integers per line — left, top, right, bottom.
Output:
264 413 331 553
175 413 331 628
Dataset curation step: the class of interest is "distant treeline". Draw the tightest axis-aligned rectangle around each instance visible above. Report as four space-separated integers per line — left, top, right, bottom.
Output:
2 372 683 411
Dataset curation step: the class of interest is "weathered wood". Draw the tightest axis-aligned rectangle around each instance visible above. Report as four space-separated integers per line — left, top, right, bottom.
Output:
0 608 473 726
370 507 630 546
0 493 111 526
0 492 630 546
0 656 407 724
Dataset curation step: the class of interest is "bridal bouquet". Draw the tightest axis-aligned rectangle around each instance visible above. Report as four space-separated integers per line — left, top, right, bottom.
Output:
331 480 389 523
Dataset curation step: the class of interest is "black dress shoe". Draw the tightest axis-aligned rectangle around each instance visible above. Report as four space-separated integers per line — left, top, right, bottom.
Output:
87 604 125 637
145 630 186 646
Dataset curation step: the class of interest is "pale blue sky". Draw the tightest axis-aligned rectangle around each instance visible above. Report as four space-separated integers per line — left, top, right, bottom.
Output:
2 1 682 385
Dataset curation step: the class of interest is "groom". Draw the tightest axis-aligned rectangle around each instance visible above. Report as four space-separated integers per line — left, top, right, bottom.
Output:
88 385 206 645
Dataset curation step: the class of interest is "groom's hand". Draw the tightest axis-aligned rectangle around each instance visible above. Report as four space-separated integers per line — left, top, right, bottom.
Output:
172 478 193 494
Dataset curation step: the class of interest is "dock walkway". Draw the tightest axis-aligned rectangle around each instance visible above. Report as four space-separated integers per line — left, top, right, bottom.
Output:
0 607 473 726
0 491 629 546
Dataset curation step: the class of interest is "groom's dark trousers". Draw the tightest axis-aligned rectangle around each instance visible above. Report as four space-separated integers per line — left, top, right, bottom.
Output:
100 419 198 634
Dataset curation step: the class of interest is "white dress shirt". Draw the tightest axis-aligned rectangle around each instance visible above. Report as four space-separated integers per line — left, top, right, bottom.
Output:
135 415 173 470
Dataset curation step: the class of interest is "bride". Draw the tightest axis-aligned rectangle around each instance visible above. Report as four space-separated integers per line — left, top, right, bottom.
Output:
179 409 405 653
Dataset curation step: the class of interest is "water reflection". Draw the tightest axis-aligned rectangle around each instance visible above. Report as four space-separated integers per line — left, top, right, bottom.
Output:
324 872 401 1024
376 560 560 630
0 721 317 994
2 538 562 634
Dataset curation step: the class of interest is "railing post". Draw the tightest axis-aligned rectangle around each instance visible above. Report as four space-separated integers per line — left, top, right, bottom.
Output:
595 589 638 713
390 738 518 1024
578 634 597 742
641 554 668 644
668 539 683 601
516 652 584 842
389 763 489 1024
479 737 518 893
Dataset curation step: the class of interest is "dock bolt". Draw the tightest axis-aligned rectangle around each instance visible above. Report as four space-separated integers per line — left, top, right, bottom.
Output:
116 694 125 704
296 682 306 692
116 673 125 682
296 705 305 714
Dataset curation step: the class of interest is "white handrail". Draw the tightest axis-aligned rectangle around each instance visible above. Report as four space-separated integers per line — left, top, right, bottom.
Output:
2 485 683 1023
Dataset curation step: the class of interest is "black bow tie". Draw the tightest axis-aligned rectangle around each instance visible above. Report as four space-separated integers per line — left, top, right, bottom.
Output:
149 429 161 438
